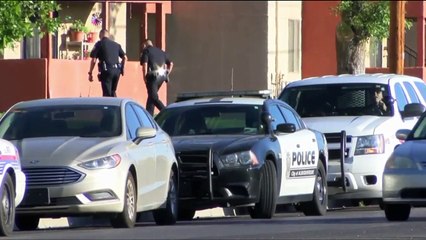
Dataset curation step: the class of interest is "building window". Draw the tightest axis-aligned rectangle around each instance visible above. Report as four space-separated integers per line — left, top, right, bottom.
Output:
23 28 41 59
288 19 300 73
369 37 382 67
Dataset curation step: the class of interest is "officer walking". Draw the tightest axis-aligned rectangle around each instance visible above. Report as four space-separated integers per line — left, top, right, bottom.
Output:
140 39 173 116
88 29 127 97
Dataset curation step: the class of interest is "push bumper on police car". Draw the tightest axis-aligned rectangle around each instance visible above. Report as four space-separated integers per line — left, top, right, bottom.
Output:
325 131 384 201
177 148 262 210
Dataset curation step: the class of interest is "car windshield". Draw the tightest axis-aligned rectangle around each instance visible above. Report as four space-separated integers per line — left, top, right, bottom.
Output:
155 104 264 136
0 105 122 140
279 83 394 117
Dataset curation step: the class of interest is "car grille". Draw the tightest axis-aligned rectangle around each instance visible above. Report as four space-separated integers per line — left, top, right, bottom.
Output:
177 150 216 178
324 132 352 144
324 132 352 161
23 167 85 187
177 149 217 199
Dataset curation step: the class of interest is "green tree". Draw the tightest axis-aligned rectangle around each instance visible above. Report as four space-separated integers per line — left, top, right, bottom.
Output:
0 1 61 53
334 1 410 74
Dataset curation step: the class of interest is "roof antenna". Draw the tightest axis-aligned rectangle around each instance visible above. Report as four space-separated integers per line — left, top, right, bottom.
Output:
231 67 234 91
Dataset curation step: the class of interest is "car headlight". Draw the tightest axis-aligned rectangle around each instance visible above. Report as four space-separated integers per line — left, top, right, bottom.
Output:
219 151 258 168
385 154 416 169
354 134 385 155
78 154 122 170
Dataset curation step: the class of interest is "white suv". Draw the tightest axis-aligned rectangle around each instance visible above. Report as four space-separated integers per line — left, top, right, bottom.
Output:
279 74 426 205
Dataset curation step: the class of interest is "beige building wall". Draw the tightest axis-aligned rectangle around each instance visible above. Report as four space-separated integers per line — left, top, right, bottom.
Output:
2 43 21 59
167 1 301 103
267 1 302 97
167 1 269 103
108 3 127 50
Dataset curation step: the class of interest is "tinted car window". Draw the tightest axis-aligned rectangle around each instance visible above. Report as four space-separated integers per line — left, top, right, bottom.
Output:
414 81 426 101
279 105 301 130
403 82 420 103
125 104 142 140
269 105 286 131
155 104 263 136
131 104 155 128
394 83 409 112
0 105 121 139
279 83 392 117
411 113 426 139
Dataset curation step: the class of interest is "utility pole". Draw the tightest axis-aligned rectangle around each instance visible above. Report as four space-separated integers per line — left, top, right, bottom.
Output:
389 1 405 74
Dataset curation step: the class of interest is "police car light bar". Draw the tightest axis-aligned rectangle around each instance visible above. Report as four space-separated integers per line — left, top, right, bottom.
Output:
176 90 272 102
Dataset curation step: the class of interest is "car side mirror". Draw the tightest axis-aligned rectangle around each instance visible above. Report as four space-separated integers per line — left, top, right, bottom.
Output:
276 123 296 133
402 103 425 118
395 129 411 141
261 112 272 125
135 127 156 144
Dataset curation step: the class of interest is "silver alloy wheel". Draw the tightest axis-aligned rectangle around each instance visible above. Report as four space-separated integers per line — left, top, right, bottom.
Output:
169 175 177 217
1 187 11 226
126 178 136 220
316 172 326 204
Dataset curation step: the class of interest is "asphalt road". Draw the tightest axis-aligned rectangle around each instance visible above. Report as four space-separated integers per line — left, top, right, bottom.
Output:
5 206 426 240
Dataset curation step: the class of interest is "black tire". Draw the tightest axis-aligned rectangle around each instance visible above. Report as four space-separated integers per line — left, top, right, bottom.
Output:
111 173 137 228
249 160 277 219
299 160 327 216
15 215 40 231
384 203 411 221
177 207 196 221
0 174 15 236
153 170 178 225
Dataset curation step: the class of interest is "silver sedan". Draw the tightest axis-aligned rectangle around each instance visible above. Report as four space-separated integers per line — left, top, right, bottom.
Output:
383 111 426 221
0 97 178 230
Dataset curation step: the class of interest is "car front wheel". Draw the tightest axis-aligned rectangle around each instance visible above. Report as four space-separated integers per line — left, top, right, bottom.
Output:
299 160 327 216
0 174 15 236
153 169 178 225
111 173 137 228
249 160 277 219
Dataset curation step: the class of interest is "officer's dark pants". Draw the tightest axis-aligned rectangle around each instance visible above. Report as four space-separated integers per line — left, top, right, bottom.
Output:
145 73 166 116
100 68 121 97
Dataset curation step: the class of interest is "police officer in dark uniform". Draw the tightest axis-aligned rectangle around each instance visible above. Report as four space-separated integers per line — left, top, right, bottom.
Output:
140 39 173 116
88 29 127 97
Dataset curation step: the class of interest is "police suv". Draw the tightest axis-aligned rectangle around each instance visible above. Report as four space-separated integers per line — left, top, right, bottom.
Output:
279 74 426 205
0 139 26 236
155 90 328 220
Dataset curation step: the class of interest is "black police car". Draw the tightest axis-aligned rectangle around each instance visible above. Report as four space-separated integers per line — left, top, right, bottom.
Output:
155 90 328 220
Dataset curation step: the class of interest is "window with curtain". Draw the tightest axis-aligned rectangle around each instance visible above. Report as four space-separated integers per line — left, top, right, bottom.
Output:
288 19 301 73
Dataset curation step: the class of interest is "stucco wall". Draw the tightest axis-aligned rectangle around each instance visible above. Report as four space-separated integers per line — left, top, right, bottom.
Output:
166 1 268 103
0 59 47 110
267 1 302 96
302 1 339 78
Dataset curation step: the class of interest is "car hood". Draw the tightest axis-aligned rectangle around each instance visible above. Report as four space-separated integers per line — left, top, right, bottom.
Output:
172 135 261 153
303 116 389 135
395 140 426 162
11 137 123 167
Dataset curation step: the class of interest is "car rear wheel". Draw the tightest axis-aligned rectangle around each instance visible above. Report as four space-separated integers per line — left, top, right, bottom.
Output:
299 161 327 216
0 174 15 236
15 215 40 231
111 173 137 228
384 203 411 221
249 160 277 219
153 170 178 225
